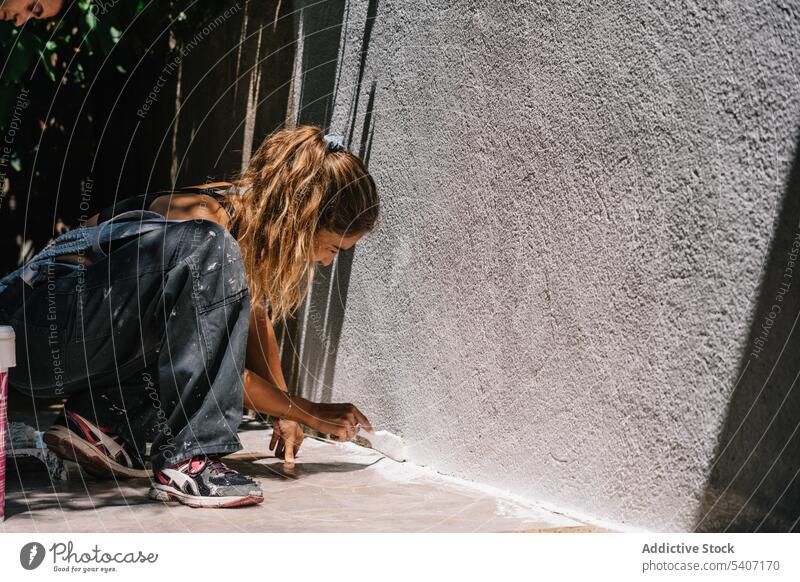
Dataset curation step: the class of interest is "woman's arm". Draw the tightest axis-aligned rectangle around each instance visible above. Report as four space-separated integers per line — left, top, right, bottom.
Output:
246 302 309 463
246 303 288 392
242 369 306 422
242 368 371 440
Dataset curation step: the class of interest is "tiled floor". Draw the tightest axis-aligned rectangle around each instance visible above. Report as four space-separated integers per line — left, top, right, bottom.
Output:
2 428 600 533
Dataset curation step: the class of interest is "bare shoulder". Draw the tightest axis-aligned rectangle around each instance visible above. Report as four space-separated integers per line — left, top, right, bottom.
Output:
149 193 229 227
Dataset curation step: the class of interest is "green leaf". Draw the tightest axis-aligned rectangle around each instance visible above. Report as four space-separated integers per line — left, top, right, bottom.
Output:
109 26 122 43
84 9 97 31
37 49 56 82
71 62 86 84
10 157 22 172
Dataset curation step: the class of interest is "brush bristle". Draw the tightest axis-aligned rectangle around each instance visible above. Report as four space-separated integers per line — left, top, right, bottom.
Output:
364 430 407 462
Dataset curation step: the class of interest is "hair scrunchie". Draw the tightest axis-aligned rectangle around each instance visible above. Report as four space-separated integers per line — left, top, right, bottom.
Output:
323 134 346 153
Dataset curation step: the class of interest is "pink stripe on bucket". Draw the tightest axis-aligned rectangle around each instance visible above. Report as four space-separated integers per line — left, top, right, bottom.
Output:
0 371 8 521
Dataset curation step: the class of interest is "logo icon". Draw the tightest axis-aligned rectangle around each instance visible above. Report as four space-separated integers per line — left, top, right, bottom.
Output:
20 542 46 570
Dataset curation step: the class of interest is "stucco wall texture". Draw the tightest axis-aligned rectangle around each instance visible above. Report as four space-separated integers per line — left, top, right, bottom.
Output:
315 1 800 530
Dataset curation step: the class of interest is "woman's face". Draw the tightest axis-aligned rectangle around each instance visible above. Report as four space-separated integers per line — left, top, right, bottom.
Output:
313 230 363 267
0 0 62 25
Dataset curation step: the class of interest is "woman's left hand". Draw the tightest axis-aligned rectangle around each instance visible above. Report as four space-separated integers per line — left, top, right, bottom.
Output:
270 418 304 465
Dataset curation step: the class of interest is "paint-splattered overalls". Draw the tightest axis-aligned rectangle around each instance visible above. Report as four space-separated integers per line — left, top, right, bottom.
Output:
0 194 250 471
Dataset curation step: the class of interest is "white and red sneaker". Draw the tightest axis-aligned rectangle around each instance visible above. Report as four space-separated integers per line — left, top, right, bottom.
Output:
149 457 263 508
43 410 152 479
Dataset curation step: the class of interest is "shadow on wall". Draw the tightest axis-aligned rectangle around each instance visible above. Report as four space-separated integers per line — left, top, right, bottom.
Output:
696 130 800 532
277 0 380 403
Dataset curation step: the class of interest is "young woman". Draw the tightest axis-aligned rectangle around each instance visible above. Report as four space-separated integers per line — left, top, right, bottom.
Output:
0 125 379 508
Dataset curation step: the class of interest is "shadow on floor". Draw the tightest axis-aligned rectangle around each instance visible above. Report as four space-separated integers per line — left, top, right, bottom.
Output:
4 473 154 520
223 456 381 480
4 450 380 520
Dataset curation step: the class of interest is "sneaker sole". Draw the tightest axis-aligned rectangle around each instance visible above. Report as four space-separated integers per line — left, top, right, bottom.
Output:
43 425 152 480
148 484 264 508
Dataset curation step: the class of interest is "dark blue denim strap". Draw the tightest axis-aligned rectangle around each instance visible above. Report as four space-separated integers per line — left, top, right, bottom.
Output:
17 210 175 288
90 209 167 258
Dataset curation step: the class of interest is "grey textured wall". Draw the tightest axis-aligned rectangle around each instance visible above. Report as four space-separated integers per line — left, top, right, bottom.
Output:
153 0 800 531
293 0 800 531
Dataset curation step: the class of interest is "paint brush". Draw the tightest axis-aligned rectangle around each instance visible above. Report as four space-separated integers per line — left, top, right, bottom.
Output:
359 429 407 462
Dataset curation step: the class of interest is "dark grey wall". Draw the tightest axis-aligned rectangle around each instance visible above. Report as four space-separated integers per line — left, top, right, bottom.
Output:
697 132 800 532
276 0 378 407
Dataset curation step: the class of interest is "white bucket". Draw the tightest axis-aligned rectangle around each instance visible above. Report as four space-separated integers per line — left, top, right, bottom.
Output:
0 325 15 373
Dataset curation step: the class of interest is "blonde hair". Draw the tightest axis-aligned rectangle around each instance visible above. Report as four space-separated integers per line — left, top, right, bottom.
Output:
225 125 379 321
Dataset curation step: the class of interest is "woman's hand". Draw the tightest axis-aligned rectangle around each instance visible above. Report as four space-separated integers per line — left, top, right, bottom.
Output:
269 419 304 465
305 402 373 441
241 369 373 449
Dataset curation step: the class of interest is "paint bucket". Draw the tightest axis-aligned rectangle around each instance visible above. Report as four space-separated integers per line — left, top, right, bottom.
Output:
0 325 16 520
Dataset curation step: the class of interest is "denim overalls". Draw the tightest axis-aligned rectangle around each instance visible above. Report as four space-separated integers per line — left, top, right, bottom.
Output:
0 209 250 471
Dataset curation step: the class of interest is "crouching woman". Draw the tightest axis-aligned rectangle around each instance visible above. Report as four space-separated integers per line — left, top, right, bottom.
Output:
0 125 378 508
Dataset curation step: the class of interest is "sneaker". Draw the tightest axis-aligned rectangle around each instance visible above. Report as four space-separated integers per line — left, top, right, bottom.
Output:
148 457 263 508
43 410 152 479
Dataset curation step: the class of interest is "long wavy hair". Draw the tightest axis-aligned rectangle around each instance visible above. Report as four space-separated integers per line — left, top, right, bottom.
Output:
225 125 379 321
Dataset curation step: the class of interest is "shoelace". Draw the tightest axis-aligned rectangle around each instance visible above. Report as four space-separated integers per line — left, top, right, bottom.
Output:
205 458 239 476
205 458 256 486
159 457 254 489
165 457 244 479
